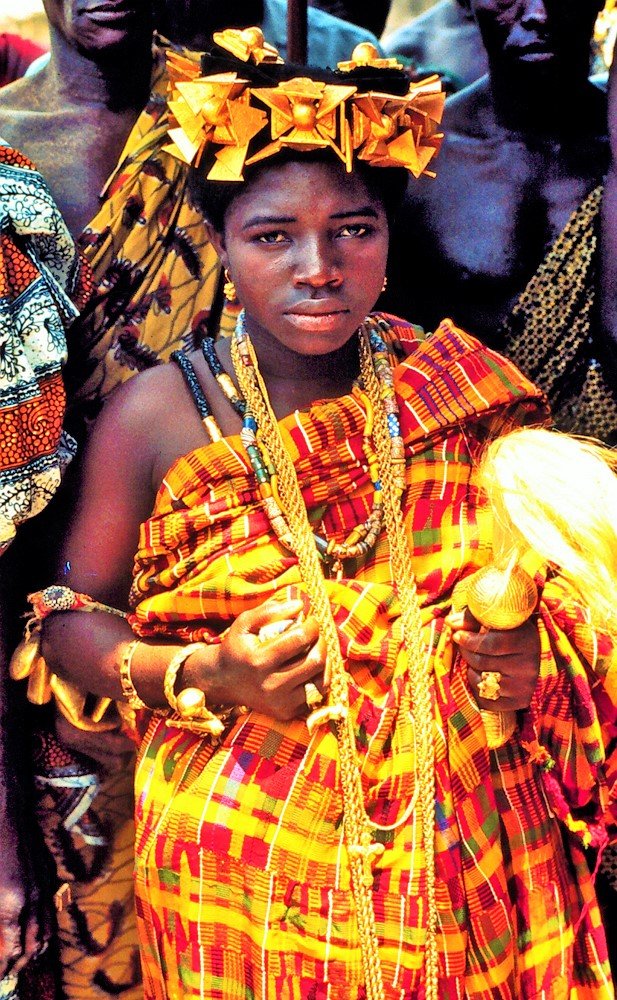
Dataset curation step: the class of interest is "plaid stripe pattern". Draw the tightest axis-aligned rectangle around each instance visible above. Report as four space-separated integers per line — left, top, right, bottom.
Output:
131 318 616 998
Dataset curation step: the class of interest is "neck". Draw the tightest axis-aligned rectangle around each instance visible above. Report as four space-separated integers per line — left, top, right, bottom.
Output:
488 61 596 136
242 319 361 417
44 25 152 110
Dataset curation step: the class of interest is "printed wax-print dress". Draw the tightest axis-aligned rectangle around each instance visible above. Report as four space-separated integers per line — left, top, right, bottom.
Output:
129 319 616 999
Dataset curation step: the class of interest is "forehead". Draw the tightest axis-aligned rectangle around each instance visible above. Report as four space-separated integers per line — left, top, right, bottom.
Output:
226 160 382 222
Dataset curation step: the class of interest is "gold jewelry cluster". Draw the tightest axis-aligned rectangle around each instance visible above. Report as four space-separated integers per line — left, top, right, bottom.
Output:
164 29 444 182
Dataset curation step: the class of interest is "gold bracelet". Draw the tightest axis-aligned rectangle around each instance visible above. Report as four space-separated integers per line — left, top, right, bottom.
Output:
163 643 228 738
163 643 206 712
119 638 148 710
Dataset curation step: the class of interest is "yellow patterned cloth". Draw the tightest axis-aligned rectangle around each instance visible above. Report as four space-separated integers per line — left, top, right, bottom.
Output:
129 317 616 999
65 40 237 426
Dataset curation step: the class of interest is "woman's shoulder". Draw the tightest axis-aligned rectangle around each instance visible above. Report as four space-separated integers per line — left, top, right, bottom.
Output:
91 357 200 464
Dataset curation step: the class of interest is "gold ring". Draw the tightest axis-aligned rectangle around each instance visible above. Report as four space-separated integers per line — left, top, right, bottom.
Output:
304 682 323 709
477 670 501 701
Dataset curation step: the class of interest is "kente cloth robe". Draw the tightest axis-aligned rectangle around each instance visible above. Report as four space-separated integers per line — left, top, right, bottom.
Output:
129 318 616 999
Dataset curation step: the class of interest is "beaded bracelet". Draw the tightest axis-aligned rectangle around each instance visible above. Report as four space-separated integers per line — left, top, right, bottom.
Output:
29 585 126 621
163 643 227 738
119 638 149 711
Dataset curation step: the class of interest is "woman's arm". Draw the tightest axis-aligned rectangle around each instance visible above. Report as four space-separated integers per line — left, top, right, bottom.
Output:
42 369 326 721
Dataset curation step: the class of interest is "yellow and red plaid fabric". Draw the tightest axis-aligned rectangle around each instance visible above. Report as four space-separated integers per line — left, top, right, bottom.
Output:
130 317 616 999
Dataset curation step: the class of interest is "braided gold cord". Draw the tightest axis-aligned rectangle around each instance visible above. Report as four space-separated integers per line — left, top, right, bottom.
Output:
359 325 439 998
231 332 386 1000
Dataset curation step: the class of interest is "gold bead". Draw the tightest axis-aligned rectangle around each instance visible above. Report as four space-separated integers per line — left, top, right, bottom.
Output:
292 101 317 130
176 687 206 718
241 26 265 48
373 115 395 140
351 42 380 63
202 97 222 125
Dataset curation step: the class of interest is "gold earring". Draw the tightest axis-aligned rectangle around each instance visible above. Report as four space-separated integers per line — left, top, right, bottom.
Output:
223 268 237 302
381 275 388 294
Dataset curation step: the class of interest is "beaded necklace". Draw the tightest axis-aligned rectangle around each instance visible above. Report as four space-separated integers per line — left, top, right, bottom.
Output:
231 311 404 578
229 311 439 1000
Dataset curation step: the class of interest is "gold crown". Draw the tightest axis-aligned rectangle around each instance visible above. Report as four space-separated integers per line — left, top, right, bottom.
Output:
164 29 445 182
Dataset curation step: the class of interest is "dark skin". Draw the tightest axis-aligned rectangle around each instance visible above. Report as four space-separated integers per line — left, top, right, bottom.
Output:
0 0 153 237
42 158 540 793
0 0 153 978
153 0 263 51
384 0 608 348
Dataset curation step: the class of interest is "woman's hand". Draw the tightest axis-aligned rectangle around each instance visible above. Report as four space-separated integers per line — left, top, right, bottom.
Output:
205 599 326 721
447 609 541 712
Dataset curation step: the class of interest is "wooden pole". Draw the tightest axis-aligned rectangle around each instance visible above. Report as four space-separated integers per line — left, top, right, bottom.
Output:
287 0 308 64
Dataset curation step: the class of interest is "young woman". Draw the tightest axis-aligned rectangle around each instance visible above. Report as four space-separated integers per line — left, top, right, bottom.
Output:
34 32 615 999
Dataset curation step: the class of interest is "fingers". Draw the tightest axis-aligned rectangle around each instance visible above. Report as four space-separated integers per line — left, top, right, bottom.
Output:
248 598 306 633
450 618 541 712
55 713 134 774
452 622 538 658
256 615 321 671
259 635 327 713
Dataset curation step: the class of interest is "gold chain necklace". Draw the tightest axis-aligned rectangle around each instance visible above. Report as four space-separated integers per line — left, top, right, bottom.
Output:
231 319 438 1000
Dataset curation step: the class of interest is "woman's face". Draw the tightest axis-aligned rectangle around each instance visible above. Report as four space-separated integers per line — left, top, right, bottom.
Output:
210 160 390 358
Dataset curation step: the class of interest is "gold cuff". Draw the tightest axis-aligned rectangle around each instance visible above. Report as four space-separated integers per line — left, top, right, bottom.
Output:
163 643 227 738
163 643 206 712
119 638 149 710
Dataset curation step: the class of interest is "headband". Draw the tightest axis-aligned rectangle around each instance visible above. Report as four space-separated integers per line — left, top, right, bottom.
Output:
164 28 444 182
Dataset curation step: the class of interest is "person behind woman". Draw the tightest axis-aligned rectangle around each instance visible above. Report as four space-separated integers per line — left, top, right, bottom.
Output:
35 31 616 999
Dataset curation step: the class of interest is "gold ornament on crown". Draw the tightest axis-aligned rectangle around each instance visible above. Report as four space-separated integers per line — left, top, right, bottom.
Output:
595 0 617 70
163 31 444 182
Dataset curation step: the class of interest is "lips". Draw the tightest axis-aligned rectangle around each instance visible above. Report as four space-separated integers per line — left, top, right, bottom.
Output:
506 39 555 61
285 301 348 317
78 1 138 18
284 304 350 334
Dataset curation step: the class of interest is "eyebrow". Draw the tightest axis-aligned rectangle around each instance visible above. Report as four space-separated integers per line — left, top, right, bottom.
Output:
241 206 380 231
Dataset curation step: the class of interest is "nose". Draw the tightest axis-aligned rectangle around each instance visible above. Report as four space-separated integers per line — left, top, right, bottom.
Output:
521 0 548 28
293 235 342 290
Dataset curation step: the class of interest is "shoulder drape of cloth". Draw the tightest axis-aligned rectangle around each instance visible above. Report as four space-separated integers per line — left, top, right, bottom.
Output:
65 40 238 425
130 317 616 998
0 142 92 552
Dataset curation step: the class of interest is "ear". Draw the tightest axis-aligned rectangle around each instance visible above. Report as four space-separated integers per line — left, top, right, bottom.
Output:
205 222 229 269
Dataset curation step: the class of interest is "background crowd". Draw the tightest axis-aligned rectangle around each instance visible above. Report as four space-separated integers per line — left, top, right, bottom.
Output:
0 1 615 998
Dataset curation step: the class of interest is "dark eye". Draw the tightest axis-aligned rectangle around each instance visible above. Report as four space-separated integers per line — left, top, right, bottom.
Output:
256 231 288 244
338 223 373 238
